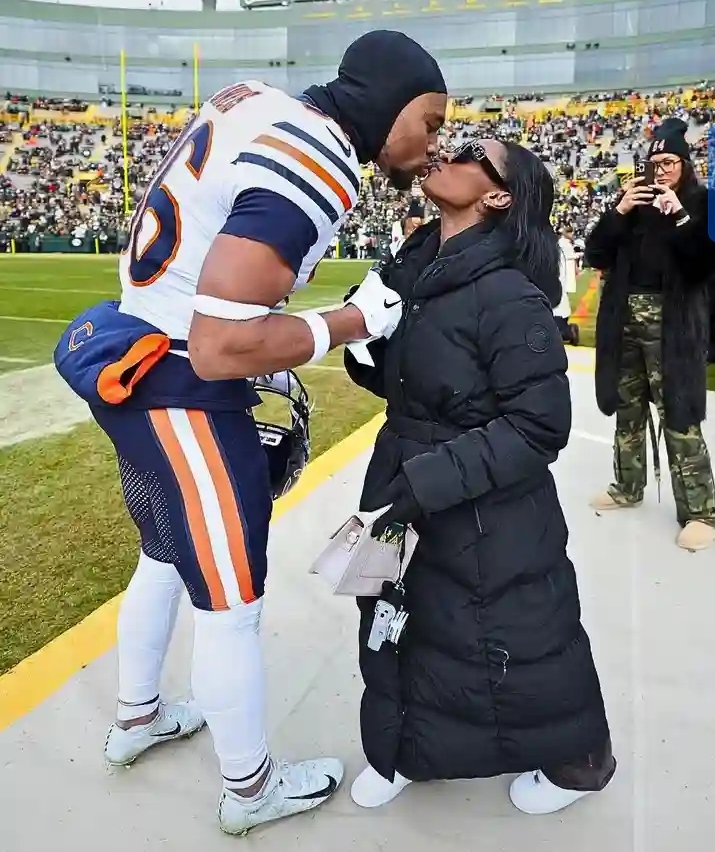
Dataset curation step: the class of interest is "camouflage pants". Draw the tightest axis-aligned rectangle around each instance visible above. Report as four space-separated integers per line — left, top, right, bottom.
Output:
609 293 715 526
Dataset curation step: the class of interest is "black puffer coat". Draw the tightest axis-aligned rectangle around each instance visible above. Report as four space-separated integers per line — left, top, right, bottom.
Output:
345 220 612 784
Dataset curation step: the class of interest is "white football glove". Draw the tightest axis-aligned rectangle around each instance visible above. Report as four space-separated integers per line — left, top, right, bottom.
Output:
251 371 294 394
345 337 380 367
346 269 403 340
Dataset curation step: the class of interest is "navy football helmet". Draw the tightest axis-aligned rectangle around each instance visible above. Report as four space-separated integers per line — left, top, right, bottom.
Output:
249 370 311 500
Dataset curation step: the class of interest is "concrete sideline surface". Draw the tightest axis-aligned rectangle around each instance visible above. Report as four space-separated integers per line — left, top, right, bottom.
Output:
1 366 715 852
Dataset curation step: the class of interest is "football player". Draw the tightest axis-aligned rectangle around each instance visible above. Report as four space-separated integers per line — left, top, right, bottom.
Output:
93 30 446 834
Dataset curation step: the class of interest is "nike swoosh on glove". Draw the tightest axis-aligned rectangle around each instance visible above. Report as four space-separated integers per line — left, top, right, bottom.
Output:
370 472 423 539
346 269 403 340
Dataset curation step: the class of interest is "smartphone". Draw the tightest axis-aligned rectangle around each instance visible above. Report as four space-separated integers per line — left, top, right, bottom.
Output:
635 159 656 186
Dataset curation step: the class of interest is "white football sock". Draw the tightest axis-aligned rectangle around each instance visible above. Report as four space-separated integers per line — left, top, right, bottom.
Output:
191 600 269 782
115 551 183 722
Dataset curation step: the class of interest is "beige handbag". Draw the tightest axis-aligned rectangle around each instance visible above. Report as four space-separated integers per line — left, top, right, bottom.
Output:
309 514 418 596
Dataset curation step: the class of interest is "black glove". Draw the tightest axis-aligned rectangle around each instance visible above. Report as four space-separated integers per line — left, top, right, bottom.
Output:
370 471 423 538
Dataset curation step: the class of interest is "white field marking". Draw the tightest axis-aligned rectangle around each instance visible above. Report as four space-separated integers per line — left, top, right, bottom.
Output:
571 429 612 446
0 286 117 296
0 253 115 258
301 364 344 372
0 255 366 261
0 315 72 324
0 355 36 364
0 364 91 448
0 283 331 296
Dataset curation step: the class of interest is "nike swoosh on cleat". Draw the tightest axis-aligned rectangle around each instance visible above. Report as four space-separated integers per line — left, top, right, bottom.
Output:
327 128 352 158
152 722 182 737
384 299 401 309
285 775 338 800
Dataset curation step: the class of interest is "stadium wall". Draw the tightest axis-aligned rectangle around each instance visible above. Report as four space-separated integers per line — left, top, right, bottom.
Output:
1 0 714 98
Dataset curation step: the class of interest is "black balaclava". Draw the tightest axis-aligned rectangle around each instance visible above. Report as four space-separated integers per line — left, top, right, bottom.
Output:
647 117 691 161
303 30 447 166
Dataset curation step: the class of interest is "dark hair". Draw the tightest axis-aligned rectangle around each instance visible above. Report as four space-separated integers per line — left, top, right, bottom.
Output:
675 159 702 204
498 141 561 306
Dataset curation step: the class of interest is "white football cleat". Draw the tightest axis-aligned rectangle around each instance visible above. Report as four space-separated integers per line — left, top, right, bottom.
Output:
104 700 205 766
509 770 594 815
350 764 411 808
218 757 343 835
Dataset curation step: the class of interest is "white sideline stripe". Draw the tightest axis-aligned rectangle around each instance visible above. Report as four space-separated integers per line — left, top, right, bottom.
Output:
0 286 117 296
303 364 344 372
0 300 343 330
571 428 611 446
0 315 71 324
0 356 35 364
166 408 243 607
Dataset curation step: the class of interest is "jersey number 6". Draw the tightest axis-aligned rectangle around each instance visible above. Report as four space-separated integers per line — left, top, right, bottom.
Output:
127 119 214 287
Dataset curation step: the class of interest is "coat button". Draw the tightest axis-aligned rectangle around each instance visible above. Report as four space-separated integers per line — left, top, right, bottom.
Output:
411 303 420 312
395 258 403 265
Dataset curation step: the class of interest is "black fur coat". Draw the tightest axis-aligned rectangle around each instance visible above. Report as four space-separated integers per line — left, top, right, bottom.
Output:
584 183 714 433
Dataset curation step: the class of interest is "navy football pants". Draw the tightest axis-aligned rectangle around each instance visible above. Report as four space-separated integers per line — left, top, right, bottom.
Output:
92 405 273 611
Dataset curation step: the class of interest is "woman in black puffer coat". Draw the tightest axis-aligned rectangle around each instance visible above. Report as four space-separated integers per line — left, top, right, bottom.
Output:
343 139 616 815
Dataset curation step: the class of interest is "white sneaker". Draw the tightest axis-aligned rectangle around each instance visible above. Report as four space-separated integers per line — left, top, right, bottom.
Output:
509 770 594 815
104 700 205 766
218 757 343 835
350 764 411 808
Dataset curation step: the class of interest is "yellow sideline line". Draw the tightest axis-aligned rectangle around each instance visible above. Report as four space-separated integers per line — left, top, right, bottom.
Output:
0 412 385 733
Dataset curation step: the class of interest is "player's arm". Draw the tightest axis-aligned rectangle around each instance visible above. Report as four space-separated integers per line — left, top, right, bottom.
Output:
188 190 398 381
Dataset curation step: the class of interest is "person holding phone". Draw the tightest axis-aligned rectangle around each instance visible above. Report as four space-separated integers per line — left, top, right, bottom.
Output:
584 118 715 551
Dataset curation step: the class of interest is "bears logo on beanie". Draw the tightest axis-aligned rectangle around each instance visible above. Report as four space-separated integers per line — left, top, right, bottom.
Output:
648 117 691 161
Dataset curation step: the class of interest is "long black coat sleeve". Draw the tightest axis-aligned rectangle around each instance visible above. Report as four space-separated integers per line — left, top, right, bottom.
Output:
583 207 631 271
663 189 715 281
402 287 571 515
343 337 389 399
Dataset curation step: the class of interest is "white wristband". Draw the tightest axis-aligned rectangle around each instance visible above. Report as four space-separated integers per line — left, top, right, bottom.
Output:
297 310 331 363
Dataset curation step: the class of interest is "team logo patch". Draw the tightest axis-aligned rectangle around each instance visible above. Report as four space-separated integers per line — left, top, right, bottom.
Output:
526 324 550 353
68 321 94 352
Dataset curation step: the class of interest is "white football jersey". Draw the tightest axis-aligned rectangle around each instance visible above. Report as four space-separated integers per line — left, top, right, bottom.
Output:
118 81 361 339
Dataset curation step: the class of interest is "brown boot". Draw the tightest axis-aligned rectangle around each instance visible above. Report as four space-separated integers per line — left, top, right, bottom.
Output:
676 521 715 552
589 490 643 512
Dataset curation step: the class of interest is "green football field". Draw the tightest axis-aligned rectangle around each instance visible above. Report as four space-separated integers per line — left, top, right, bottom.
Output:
0 255 373 373
0 255 382 673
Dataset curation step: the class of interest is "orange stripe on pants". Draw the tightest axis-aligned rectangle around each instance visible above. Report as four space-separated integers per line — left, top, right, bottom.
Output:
187 410 257 605
148 409 228 610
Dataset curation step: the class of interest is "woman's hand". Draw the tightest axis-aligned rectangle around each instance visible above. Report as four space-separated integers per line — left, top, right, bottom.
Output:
615 178 657 215
652 186 684 216
370 472 423 538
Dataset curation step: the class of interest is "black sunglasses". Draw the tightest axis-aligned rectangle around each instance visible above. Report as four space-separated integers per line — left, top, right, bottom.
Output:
451 140 509 189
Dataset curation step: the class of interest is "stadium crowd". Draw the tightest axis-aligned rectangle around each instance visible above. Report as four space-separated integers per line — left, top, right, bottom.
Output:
0 85 713 257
